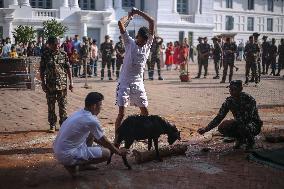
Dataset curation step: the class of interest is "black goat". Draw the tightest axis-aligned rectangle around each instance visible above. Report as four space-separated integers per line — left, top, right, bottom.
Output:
107 115 181 169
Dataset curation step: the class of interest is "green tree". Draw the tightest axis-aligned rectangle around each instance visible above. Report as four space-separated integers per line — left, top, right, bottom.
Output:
12 25 37 44
43 19 68 39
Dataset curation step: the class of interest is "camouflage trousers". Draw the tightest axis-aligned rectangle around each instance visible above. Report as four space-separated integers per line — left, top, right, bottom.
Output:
245 61 258 84
221 60 234 82
213 59 220 76
46 89 67 126
197 58 209 77
101 57 112 79
218 120 261 142
147 56 162 79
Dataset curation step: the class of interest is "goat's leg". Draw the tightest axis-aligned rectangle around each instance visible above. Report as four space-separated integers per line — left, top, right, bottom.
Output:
148 138 152 151
122 140 133 170
153 138 162 162
107 141 121 165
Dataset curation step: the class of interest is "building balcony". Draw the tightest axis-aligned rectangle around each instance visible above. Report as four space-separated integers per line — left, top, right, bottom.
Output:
32 8 59 19
180 14 195 23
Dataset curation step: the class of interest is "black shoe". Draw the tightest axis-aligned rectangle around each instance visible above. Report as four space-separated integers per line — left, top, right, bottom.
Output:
101 77 104 80
213 76 219 79
203 75 207 79
194 76 200 79
149 78 154 80
235 67 239 72
158 76 164 80
276 73 280 76
48 125 56 133
109 78 113 80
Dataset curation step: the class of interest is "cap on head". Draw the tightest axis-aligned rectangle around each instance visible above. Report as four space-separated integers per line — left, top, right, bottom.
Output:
47 36 58 45
198 37 203 41
92 39 97 43
253 32 260 38
227 80 243 89
211 36 218 41
105 35 110 39
262 36 268 40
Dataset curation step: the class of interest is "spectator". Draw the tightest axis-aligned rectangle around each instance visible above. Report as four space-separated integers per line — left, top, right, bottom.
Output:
173 41 180 70
27 42 35 57
1 37 12 58
90 39 99 77
9 46 18 58
70 49 80 77
165 42 174 71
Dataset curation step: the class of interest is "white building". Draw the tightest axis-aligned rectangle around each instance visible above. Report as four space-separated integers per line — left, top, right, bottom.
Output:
0 0 283 46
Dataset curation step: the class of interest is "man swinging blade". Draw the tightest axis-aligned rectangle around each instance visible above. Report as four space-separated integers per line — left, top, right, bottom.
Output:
114 7 154 144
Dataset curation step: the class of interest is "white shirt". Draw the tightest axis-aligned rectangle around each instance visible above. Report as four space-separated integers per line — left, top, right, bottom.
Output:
118 31 153 87
53 109 104 165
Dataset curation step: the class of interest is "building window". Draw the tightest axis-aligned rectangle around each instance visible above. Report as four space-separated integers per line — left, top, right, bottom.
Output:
268 0 273 12
179 31 184 44
248 0 254 10
276 18 283 33
226 16 234 30
0 0 3 8
257 17 264 32
0 26 3 39
78 0 96 10
30 0 52 9
122 0 135 7
177 0 188 14
226 0 233 8
247 17 254 31
267 18 273 31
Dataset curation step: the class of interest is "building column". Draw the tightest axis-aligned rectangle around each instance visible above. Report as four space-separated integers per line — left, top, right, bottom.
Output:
104 0 113 10
196 0 200 14
114 0 122 9
3 18 13 39
172 0 177 13
61 0 69 8
71 0 79 8
21 0 30 6
9 0 18 6
80 22 87 37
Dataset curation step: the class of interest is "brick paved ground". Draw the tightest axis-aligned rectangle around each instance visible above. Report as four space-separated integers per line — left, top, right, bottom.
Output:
0 61 284 188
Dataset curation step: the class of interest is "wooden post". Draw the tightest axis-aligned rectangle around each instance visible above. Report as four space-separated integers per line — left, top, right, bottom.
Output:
132 144 188 164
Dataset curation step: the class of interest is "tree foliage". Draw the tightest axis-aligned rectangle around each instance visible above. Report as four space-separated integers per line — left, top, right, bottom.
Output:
12 25 37 44
43 19 68 39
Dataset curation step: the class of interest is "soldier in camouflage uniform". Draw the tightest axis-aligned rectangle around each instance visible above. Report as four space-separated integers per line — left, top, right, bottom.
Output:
115 36 125 79
220 37 237 83
196 37 210 78
198 80 263 150
276 38 284 76
148 35 164 80
244 36 259 85
212 37 222 79
80 36 91 77
261 36 270 74
100 35 114 80
195 37 203 78
268 38 278 76
252 32 261 83
40 36 73 133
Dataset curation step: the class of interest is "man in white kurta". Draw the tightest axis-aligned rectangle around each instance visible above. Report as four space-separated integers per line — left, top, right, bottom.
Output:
114 8 155 144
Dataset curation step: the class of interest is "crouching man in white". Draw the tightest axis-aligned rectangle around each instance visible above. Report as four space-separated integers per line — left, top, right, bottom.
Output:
53 92 127 177
115 8 154 144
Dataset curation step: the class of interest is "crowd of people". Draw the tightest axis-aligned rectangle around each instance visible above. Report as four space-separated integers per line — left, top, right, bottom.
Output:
2 7 271 178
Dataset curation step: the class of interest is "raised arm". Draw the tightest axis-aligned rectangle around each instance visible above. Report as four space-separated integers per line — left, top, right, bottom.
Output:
132 9 154 36
118 15 132 34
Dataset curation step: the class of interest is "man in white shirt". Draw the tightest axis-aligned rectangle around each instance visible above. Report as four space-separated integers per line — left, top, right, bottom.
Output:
53 92 127 177
114 8 154 143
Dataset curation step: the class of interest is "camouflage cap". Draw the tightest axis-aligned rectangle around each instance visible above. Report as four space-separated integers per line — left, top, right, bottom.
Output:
253 32 260 37
226 80 243 89
211 36 218 41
